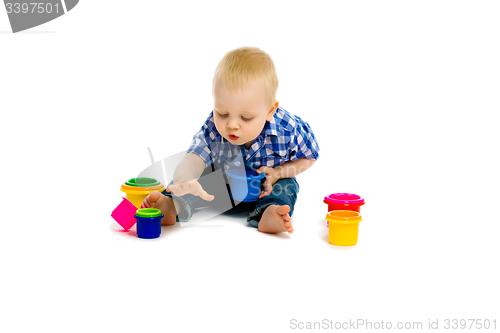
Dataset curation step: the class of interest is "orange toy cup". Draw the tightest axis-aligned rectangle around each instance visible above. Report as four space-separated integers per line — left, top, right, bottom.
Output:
326 210 362 246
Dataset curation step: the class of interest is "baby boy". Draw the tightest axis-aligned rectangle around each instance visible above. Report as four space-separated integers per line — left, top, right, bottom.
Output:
142 47 320 234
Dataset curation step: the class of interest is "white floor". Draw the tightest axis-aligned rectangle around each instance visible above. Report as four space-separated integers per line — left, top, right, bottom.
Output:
2 1 499 332
4 153 498 333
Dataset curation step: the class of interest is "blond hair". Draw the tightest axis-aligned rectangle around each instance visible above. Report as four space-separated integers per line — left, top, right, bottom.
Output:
212 47 279 107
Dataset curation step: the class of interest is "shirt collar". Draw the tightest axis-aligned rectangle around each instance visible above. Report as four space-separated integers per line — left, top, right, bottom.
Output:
264 115 280 137
265 106 293 138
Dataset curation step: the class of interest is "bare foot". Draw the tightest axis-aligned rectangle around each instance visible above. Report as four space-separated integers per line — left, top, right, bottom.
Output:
258 204 293 234
141 191 177 225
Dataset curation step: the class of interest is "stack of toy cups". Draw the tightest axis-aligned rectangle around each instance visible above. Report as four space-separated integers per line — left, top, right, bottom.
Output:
324 193 365 246
135 208 163 239
120 177 165 208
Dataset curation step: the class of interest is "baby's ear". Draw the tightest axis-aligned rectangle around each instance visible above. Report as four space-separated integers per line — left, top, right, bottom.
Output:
266 101 279 120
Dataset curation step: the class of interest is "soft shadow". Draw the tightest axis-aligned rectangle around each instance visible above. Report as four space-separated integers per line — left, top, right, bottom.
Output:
114 223 190 239
110 223 128 233
220 201 255 218
182 224 224 228
269 232 291 239
0 30 56 34
110 223 138 238
160 223 187 235
111 222 184 238
200 201 254 226
255 229 292 239
220 202 294 237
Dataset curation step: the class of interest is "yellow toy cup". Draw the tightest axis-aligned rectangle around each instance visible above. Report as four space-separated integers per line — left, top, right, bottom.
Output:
326 210 362 246
120 179 165 209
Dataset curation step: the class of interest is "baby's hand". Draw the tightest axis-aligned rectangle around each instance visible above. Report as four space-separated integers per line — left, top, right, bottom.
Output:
256 166 280 199
166 179 215 201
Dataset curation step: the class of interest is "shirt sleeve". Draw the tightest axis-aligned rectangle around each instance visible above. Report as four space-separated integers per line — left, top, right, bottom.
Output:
289 117 320 161
186 111 217 168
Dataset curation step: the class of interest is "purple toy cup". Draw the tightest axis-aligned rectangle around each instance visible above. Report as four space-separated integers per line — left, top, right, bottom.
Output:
111 197 139 230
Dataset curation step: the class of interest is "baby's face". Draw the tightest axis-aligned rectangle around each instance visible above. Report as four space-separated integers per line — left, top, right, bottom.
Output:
213 81 276 149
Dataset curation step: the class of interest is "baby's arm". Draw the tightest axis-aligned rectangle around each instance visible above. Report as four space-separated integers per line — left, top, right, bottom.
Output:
274 158 316 179
173 152 206 184
167 152 214 201
256 158 316 199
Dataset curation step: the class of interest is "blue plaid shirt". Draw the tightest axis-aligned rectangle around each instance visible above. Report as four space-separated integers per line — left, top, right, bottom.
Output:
187 106 320 173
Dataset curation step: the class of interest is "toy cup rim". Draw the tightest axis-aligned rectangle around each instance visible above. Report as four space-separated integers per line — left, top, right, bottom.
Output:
324 193 365 205
326 210 362 224
228 168 265 181
125 177 161 187
135 208 163 218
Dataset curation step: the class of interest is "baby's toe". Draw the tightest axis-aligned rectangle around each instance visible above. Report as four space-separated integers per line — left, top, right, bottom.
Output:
144 191 162 208
283 216 293 233
141 196 151 208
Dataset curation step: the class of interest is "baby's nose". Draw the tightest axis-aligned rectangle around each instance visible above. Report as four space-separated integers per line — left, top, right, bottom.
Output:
227 120 240 129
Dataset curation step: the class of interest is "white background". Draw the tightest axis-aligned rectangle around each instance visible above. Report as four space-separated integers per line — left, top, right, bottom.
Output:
1 1 499 332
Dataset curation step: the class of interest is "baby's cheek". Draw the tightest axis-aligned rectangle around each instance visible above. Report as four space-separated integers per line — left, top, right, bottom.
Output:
213 121 222 134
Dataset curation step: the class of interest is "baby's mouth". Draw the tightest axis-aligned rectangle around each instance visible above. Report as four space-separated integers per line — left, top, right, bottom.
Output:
228 134 239 140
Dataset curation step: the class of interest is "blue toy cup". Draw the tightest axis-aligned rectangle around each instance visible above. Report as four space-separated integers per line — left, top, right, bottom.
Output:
227 168 265 202
135 208 163 239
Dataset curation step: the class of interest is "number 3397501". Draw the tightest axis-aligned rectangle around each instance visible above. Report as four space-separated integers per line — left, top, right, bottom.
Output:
5 3 60 14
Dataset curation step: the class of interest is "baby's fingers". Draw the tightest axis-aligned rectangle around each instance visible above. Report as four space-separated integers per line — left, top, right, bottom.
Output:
170 183 188 196
264 181 274 198
168 184 179 192
199 188 215 201
184 180 212 200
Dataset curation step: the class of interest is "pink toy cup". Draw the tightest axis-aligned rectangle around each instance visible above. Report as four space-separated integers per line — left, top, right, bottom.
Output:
324 193 365 213
111 197 139 230
324 193 365 227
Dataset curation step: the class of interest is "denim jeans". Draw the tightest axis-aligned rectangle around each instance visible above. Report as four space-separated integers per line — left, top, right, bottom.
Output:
162 165 300 228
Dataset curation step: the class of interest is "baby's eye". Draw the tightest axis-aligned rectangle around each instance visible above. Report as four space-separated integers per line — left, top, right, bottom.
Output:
218 113 228 118
242 117 252 121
